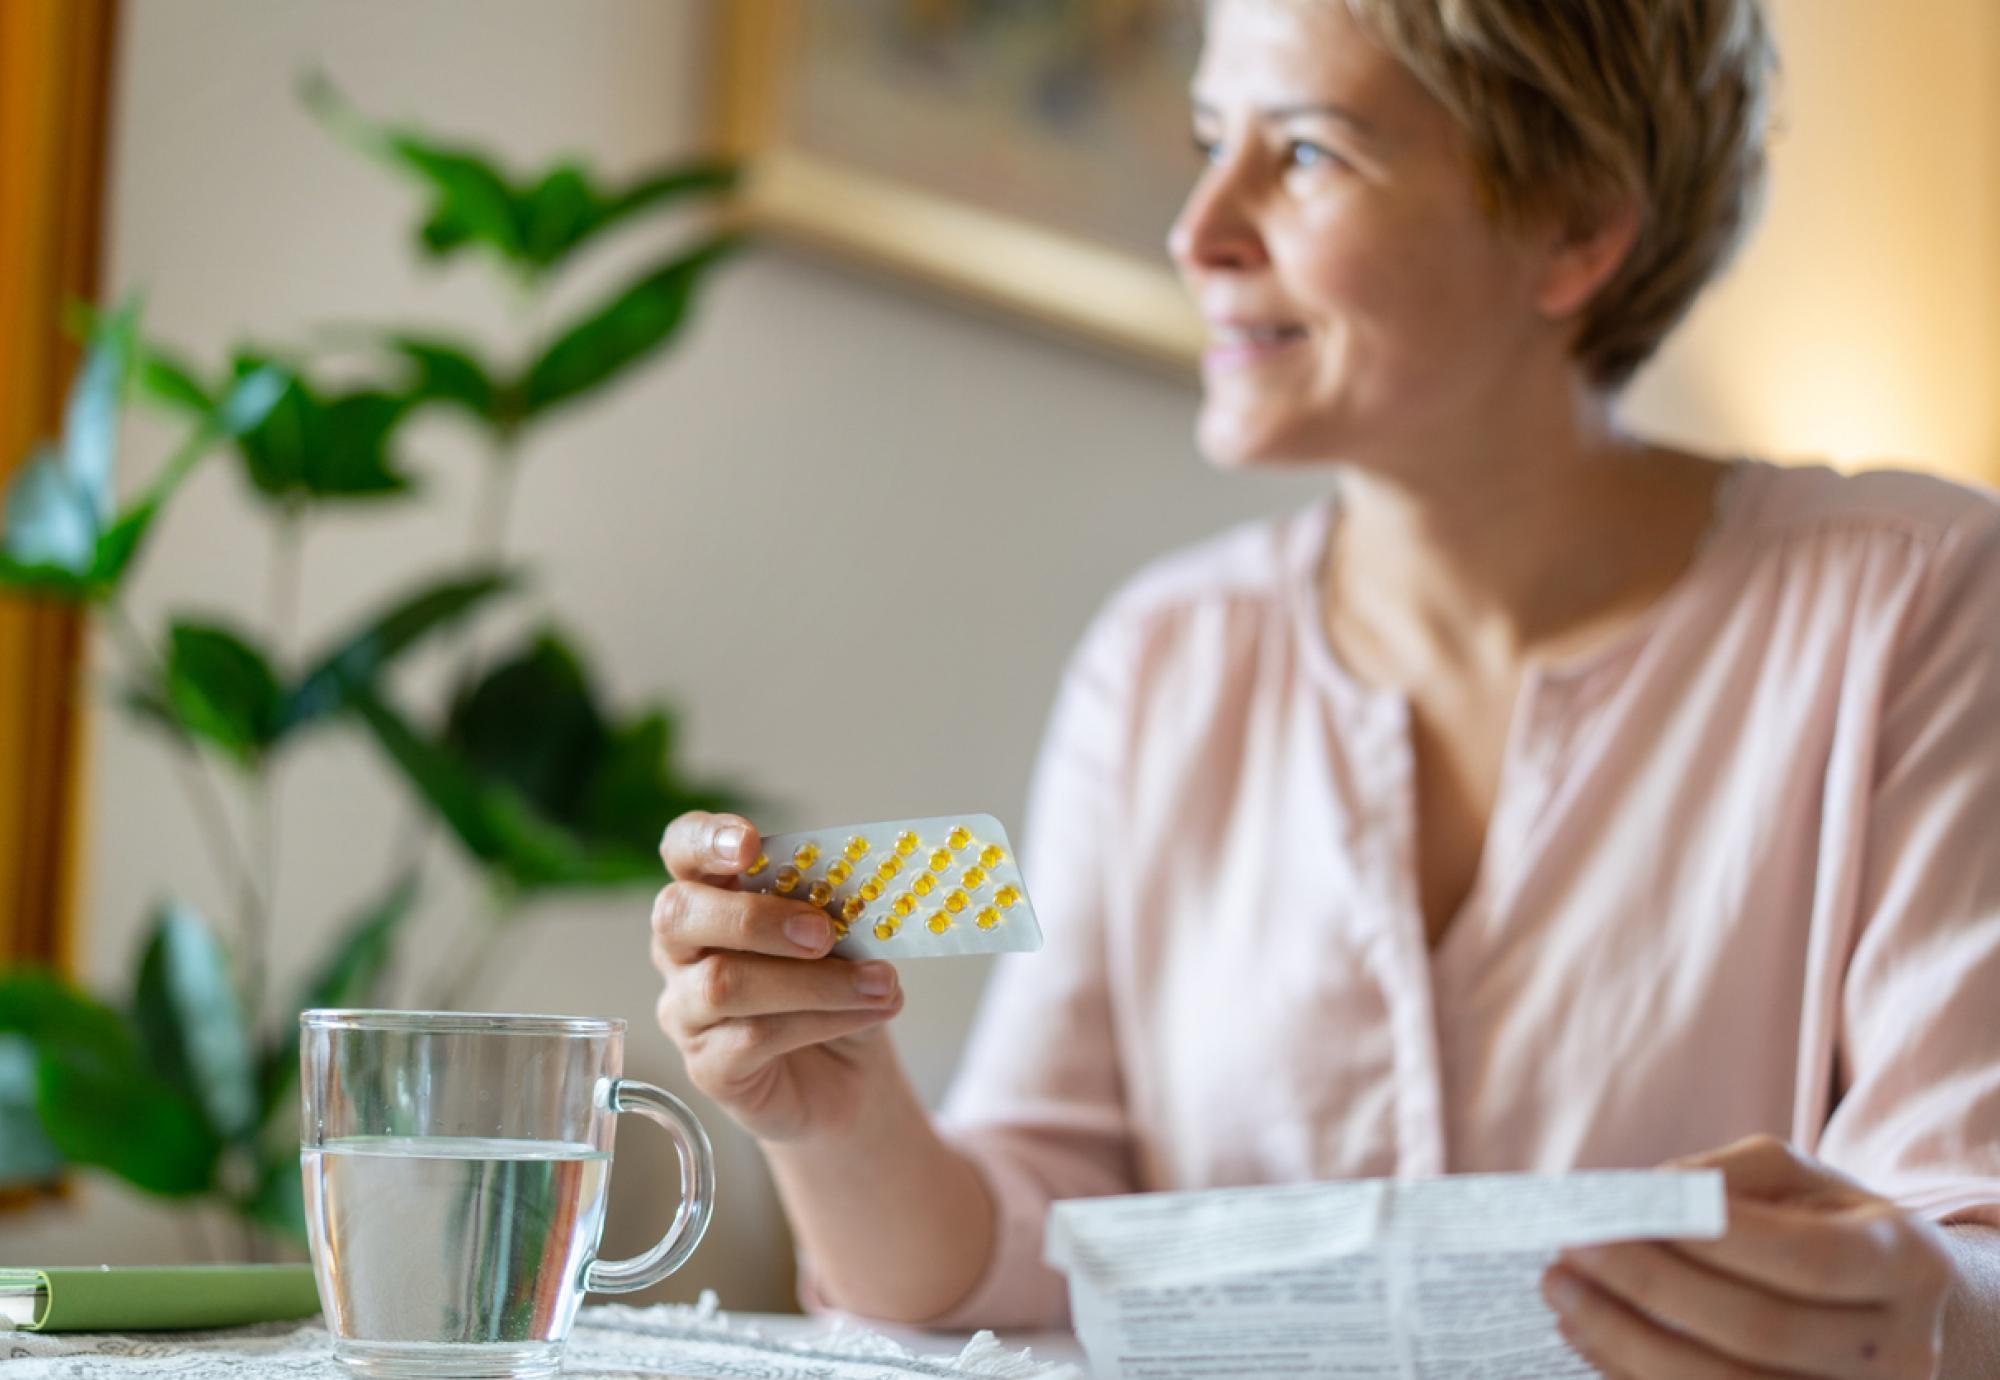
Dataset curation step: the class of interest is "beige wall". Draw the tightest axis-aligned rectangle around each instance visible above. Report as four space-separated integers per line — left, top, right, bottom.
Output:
2 0 1994 1311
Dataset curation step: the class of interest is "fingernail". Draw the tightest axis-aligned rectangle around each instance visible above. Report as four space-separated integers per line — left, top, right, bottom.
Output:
785 914 829 951
854 963 896 999
1544 1269 1582 1313
714 824 747 861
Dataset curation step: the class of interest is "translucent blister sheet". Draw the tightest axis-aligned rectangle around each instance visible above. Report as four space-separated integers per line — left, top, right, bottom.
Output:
743 813 1043 960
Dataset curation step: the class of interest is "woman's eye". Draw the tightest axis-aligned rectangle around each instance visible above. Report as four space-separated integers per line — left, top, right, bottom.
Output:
1192 134 1221 164
1285 140 1337 171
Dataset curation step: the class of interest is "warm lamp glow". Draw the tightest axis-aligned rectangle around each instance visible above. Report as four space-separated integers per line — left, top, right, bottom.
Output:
1737 339 1987 479
1625 0 2000 487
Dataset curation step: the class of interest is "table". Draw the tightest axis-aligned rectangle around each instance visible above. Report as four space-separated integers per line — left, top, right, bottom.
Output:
2 1299 1092 1378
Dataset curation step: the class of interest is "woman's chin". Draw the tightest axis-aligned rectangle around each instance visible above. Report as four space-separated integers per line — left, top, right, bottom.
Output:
1196 410 1336 469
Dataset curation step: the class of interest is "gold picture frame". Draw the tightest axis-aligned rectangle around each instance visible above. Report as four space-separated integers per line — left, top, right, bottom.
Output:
715 0 1204 375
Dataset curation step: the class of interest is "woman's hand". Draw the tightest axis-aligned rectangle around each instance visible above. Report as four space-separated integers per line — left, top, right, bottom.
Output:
650 810 905 1144
1542 1135 1954 1378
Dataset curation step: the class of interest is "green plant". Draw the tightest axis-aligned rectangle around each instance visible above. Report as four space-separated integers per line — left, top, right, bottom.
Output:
0 77 748 1254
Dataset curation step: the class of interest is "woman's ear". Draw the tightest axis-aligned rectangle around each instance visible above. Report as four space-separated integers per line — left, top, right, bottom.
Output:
1533 198 1642 320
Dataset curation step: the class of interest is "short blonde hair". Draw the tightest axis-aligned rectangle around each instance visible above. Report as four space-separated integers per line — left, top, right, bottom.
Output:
1339 0 1777 388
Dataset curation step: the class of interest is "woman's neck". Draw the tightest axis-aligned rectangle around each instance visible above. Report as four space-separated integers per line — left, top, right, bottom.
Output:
1321 407 1730 682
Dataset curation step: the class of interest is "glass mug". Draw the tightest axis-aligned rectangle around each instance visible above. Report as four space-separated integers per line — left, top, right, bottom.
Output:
300 1010 714 1379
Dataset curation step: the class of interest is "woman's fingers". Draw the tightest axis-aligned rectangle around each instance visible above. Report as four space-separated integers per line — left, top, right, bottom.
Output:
660 810 762 887
1555 1241 1905 1379
660 951 900 1034
651 878 835 965
1543 1265 1794 1380
1668 1196 1942 1306
676 1004 904 1096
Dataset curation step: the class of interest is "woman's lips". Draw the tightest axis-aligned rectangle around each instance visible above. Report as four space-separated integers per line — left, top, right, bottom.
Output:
1203 323 1308 371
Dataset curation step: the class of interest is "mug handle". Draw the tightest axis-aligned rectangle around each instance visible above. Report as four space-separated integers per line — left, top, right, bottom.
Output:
584 1078 716 1293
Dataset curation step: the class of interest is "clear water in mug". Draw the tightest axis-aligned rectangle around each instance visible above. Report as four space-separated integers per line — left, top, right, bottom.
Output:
304 1136 612 1373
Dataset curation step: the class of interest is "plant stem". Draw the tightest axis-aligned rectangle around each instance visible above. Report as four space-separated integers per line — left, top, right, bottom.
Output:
470 431 521 562
103 604 267 936
177 1204 214 1264
378 338 531 908
245 510 305 1029
427 889 519 1011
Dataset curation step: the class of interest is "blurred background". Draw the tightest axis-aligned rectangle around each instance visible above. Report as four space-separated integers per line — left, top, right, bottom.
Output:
0 0 1995 1315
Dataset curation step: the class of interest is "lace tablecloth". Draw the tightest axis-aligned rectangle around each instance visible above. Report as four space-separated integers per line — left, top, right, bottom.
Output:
1 1294 1088 1379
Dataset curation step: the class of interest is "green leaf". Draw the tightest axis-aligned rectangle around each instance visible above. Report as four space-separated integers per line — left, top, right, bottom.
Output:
231 354 414 505
0 307 280 602
61 299 139 523
148 621 286 768
591 161 741 240
445 634 605 823
519 163 594 268
4 344 282 600
522 235 742 419
258 874 418 1122
0 970 137 1067
0 971 219 1197
87 493 175 594
35 1051 220 1196
0 1035 65 1187
1 446 98 579
90 365 289 594
516 159 740 271
0 303 141 592
302 73 523 263
282 570 516 734
347 630 745 894
346 684 657 892
388 335 507 428
244 1150 308 1244
403 143 520 261
580 711 743 858
136 344 214 416
132 901 258 1142
304 74 739 279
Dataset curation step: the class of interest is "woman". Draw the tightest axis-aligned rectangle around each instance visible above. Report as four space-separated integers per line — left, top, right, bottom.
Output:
650 0 2000 1373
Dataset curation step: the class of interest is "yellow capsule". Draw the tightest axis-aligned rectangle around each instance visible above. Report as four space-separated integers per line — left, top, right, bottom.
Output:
945 889 968 914
994 884 1021 910
841 894 866 921
911 873 935 897
875 855 901 880
975 907 1001 930
832 920 850 940
894 831 919 856
927 912 951 934
928 848 952 873
873 919 899 941
960 867 986 891
845 835 870 860
947 825 971 850
793 842 819 869
774 866 800 894
827 860 852 885
808 880 833 908
746 854 769 876
978 844 1004 869
890 893 915 918
858 878 883 902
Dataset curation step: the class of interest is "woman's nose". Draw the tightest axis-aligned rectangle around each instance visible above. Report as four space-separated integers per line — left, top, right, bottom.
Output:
1168 160 1268 276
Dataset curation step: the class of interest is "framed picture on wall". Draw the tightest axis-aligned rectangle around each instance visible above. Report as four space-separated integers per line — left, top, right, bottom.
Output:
716 0 1205 373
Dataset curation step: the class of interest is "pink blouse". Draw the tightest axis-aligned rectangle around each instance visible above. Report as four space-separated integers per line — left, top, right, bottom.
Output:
916 459 2000 1330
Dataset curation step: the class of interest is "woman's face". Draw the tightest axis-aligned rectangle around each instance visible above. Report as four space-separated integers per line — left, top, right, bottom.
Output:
1171 0 1562 470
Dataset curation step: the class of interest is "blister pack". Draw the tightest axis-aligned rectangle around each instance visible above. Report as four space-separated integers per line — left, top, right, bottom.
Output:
742 813 1042 960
